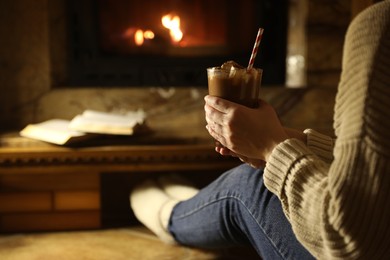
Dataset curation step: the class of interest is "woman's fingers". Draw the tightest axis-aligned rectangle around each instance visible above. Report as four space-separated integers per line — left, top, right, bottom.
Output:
204 95 233 113
204 103 231 127
206 125 227 147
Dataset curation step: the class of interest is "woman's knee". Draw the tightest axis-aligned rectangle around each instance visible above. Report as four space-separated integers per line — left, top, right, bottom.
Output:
218 164 265 193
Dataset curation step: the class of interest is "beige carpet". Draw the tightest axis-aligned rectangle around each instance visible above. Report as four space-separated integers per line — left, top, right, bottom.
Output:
0 227 259 260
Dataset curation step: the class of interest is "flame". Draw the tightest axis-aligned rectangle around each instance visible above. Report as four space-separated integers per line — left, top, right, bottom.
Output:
123 13 183 47
161 14 183 43
134 29 144 46
127 28 155 46
143 30 155 40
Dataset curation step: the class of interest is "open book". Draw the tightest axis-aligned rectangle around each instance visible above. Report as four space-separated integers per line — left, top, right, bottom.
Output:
20 119 95 145
20 109 149 145
68 109 148 135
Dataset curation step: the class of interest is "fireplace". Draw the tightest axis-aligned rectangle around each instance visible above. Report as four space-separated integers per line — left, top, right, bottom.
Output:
66 0 287 87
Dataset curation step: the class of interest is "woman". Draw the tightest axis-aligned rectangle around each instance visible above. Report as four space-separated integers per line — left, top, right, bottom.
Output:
131 2 390 259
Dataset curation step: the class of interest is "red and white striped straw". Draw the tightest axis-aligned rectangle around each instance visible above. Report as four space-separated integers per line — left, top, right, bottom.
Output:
247 27 264 70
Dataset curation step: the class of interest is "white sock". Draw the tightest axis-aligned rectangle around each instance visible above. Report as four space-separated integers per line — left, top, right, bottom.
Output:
158 174 199 201
130 179 178 243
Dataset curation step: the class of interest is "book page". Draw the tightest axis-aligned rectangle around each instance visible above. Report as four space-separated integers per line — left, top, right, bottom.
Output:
20 119 87 145
69 110 147 135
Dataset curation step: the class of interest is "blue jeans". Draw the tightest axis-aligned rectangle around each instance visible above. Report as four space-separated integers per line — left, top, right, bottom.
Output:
168 164 315 260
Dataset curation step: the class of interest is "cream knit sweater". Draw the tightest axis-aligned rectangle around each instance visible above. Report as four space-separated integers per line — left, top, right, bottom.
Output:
264 2 390 259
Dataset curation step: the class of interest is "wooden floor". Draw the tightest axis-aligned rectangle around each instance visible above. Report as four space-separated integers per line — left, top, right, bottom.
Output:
0 226 260 260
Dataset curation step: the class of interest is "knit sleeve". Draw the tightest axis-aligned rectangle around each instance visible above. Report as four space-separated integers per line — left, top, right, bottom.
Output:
264 138 329 221
304 129 334 164
264 2 390 259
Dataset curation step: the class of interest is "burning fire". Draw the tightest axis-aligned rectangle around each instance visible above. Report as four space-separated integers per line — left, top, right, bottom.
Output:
134 29 155 46
123 13 183 46
161 14 183 43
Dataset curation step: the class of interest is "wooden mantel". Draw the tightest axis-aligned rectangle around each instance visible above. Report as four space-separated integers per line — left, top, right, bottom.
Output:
0 139 237 175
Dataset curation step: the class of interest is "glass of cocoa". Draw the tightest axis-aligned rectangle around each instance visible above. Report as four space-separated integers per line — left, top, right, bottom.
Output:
207 61 262 108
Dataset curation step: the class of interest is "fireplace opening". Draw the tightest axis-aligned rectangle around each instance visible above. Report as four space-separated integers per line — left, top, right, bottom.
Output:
66 0 287 87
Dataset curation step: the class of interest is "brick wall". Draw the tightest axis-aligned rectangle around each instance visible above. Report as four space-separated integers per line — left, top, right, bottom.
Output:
0 172 100 232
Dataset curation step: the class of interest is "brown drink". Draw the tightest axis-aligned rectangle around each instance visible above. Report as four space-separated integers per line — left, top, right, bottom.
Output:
207 61 263 108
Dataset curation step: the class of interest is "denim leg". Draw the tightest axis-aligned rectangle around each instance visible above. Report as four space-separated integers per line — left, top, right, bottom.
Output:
168 164 315 260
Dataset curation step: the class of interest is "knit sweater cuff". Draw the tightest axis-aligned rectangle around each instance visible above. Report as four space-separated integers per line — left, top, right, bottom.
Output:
304 129 334 163
264 138 312 206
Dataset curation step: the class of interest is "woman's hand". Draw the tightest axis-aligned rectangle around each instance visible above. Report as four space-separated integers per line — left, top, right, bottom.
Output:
204 95 288 162
215 142 265 168
213 127 308 169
